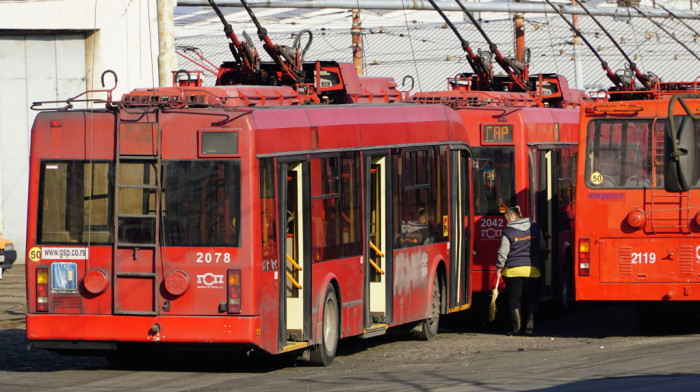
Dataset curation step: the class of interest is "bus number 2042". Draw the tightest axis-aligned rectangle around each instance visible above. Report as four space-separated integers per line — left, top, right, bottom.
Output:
196 252 231 264
631 252 656 264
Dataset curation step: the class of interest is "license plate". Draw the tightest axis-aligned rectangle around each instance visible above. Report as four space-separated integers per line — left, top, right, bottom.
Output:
51 262 78 292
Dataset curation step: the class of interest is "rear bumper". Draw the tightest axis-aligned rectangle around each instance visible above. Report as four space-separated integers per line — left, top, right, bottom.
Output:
576 282 700 301
27 314 262 349
0 250 16 269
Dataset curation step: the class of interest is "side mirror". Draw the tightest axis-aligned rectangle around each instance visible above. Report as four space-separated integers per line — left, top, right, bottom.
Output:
664 115 695 192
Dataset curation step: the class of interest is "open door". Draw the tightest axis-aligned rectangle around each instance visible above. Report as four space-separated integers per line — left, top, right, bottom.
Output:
449 149 472 311
277 161 311 349
363 154 393 335
532 147 557 295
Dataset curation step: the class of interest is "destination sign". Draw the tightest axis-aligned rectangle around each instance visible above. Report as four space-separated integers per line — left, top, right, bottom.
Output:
481 123 514 144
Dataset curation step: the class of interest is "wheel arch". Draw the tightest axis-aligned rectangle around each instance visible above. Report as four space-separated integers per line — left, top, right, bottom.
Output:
434 258 448 314
314 274 342 343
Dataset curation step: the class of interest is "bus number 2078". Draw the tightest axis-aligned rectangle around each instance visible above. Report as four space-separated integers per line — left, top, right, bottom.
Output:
196 252 231 264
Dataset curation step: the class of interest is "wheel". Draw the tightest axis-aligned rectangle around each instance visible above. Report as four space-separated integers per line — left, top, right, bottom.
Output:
414 274 440 340
309 285 339 366
559 262 573 314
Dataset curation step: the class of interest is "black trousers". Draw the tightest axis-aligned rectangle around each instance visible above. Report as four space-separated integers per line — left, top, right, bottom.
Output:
504 276 540 316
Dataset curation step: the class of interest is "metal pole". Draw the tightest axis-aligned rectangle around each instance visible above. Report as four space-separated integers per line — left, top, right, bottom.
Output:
176 0 700 19
572 1 584 89
157 0 177 87
352 9 363 75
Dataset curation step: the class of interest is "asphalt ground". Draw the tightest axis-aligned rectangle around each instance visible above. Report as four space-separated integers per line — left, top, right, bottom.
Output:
1 266 699 391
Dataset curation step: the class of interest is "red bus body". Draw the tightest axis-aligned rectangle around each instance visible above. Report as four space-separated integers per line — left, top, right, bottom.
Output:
26 80 474 363
413 75 584 300
574 89 700 302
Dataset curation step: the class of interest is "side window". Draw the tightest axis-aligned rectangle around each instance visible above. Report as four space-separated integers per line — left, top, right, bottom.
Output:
340 152 362 257
260 159 277 260
393 148 446 248
556 147 575 232
310 154 361 261
472 146 516 215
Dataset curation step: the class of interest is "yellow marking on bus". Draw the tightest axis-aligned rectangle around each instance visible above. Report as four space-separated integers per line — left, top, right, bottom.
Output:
448 304 471 313
364 324 388 333
280 342 309 353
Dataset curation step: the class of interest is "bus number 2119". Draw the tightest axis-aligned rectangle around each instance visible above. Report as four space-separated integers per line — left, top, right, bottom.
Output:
631 252 656 264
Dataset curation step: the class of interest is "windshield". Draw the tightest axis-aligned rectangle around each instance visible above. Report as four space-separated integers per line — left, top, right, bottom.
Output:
471 146 516 215
585 119 664 189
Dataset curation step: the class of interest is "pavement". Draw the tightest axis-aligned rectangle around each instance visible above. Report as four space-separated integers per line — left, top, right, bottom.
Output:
0 266 26 329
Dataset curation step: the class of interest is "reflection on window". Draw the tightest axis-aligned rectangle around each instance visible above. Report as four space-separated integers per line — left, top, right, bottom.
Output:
472 147 516 215
585 120 664 189
162 161 241 247
38 161 113 244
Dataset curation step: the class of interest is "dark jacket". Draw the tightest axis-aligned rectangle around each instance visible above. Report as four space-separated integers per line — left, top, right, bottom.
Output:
496 218 546 271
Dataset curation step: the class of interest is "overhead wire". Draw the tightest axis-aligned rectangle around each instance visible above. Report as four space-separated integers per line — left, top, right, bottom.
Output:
542 9 561 76
399 0 423 92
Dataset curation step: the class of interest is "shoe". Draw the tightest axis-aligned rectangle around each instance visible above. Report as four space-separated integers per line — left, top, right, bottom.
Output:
524 313 534 336
509 309 521 336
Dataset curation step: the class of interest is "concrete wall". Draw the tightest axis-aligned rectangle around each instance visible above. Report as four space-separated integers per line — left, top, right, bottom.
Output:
0 0 159 264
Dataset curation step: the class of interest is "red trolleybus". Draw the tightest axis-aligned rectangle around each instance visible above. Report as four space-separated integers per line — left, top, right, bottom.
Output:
25 67 473 365
573 85 700 319
413 75 584 307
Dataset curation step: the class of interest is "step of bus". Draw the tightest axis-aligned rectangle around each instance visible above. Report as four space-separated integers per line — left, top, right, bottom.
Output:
117 184 159 190
117 155 158 161
361 323 389 339
280 341 309 354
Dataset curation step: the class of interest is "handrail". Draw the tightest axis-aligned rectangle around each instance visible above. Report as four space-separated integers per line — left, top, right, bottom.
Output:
286 254 302 271
31 69 118 111
368 258 384 275
368 241 385 275
369 241 384 258
286 272 302 289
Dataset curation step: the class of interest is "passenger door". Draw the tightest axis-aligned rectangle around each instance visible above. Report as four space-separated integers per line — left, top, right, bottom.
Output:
449 149 472 310
277 160 312 349
363 154 393 328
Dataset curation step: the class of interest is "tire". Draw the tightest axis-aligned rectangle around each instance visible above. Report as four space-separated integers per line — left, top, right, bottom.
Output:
559 262 573 314
414 274 440 340
309 285 339 366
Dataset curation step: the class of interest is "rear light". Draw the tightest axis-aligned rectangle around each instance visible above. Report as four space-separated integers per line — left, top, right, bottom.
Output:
626 209 646 230
36 267 49 312
227 269 242 314
579 238 590 276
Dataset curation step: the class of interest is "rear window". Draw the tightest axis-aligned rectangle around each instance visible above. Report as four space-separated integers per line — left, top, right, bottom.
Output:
38 161 113 244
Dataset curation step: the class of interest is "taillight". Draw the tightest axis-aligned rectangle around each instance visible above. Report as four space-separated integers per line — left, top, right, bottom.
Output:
579 238 590 276
227 269 242 314
36 267 49 312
